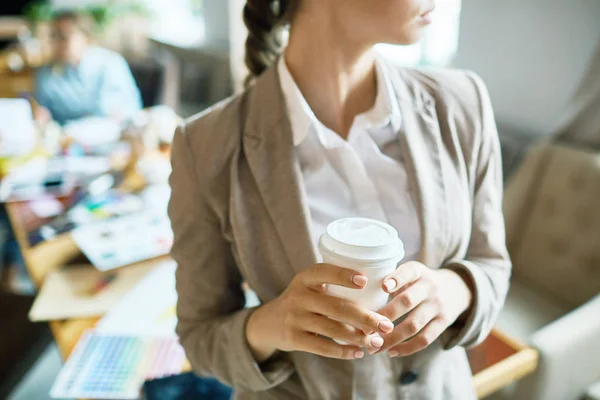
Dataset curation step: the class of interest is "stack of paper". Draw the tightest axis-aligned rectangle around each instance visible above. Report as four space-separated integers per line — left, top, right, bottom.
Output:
29 263 156 321
0 98 36 157
96 261 178 336
63 117 122 147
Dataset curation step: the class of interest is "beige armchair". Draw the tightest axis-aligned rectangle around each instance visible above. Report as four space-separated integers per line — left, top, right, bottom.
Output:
492 140 600 400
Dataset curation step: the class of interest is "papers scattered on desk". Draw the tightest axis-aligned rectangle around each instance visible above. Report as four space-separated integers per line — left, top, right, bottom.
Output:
0 98 36 157
137 155 172 185
140 183 171 215
72 212 173 271
64 117 122 147
50 330 185 399
48 262 180 398
0 159 77 202
67 190 145 225
97 261 178 336
29 263 155 321
57 156 111 176
0 156 110 202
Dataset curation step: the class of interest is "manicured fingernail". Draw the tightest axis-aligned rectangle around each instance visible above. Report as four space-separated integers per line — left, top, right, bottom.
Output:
354 350 364 359
389 350 399 357
352 275 368 287
378 320 394 333
370 336 384 348
384 279 397 292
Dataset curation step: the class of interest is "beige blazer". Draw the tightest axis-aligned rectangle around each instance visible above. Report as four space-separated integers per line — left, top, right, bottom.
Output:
168 59 511 400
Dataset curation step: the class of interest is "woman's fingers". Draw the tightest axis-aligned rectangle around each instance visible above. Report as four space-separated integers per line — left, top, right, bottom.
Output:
300 263 367 290
298 313 384 349
380 301 439 352
387 317 447 357
378 279 431 323
382 261 423 293
304 291 394 335
293 331 365 360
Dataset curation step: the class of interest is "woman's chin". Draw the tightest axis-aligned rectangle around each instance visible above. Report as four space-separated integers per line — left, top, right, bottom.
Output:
382 31 428 47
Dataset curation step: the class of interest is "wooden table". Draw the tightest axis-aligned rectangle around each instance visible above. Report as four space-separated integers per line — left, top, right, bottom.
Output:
469 329 538 398
4 161 150 357
5 178 537 399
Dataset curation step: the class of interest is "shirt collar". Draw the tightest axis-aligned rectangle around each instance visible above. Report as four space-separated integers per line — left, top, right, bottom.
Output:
278 55 402 148
51 47 94 75
366 57 402 131
278 56 315 147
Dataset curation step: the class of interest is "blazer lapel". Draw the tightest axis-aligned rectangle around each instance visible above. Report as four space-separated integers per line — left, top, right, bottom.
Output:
385 63 449 268
242 64 317 276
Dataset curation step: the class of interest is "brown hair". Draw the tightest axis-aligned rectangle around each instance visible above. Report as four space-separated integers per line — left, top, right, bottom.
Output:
53 10 95 37
243 0 299 86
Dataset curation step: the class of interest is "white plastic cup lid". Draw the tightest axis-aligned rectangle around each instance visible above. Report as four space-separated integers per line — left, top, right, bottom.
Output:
319 217 405 264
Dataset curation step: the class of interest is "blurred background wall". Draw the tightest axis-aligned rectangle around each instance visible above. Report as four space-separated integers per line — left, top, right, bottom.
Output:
456 0 600 137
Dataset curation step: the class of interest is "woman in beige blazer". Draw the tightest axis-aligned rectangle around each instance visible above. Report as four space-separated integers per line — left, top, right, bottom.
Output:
168 0 511 399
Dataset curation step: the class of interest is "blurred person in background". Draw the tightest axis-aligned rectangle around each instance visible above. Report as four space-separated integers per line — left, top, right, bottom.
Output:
34 10 142 125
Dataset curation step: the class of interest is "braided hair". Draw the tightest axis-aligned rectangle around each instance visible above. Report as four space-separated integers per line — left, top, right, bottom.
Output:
243 0 299 86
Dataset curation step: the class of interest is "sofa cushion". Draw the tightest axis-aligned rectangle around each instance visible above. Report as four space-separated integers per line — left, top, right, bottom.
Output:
505 143 600 308
496 278 571 343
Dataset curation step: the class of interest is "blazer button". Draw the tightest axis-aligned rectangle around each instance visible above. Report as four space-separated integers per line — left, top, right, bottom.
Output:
399 370 419 385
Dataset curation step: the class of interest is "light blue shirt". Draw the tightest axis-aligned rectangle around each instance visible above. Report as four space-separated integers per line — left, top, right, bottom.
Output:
35 47 142 125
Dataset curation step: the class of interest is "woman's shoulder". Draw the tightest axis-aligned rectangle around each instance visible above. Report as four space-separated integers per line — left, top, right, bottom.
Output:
178 91 249 167
401 66 490 118
398 65 495 141
389 63 497 169
378 57 492 132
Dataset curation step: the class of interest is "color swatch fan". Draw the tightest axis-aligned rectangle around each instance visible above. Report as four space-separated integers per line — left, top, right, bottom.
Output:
50 331 185 399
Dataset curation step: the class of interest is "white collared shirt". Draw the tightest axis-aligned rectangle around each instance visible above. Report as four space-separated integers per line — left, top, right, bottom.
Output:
278 57 421 261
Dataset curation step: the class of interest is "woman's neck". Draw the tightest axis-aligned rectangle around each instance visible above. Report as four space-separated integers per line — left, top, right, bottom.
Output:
284 9 378 139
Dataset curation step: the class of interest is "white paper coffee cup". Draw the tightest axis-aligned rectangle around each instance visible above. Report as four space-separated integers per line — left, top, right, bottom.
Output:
318 217 405 312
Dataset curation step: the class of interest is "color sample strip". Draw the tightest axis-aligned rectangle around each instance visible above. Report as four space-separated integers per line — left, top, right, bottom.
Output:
50 331 186 399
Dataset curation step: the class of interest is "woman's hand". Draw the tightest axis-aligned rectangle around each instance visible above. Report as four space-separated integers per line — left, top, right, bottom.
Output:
377 261 473 357
246 264 395 363
33 105 52 125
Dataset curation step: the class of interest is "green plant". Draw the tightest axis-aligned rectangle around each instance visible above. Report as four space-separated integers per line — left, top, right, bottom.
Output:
86 6 118 30
23 0 54 23
86 1 151 31
23 0 151 31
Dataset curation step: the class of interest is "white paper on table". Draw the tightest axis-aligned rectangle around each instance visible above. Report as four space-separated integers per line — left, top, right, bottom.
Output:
96 260 178 336
0 156 104 201
0 98 36 157
1 157 47 183
63 117 122 147
140 184 171 215
1 156 110 183
0 158 51 201
71 212 173 271
55 156 111 176
137 155 172 185
30 197 64 218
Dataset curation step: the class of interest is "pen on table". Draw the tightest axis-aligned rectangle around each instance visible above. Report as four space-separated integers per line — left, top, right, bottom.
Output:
86 274 118 296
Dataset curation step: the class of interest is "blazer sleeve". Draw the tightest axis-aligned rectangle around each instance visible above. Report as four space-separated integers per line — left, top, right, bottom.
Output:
442 72 512 349
169 126 295 391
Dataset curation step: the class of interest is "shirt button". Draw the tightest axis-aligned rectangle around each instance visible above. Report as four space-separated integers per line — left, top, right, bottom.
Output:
399 370 419 385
